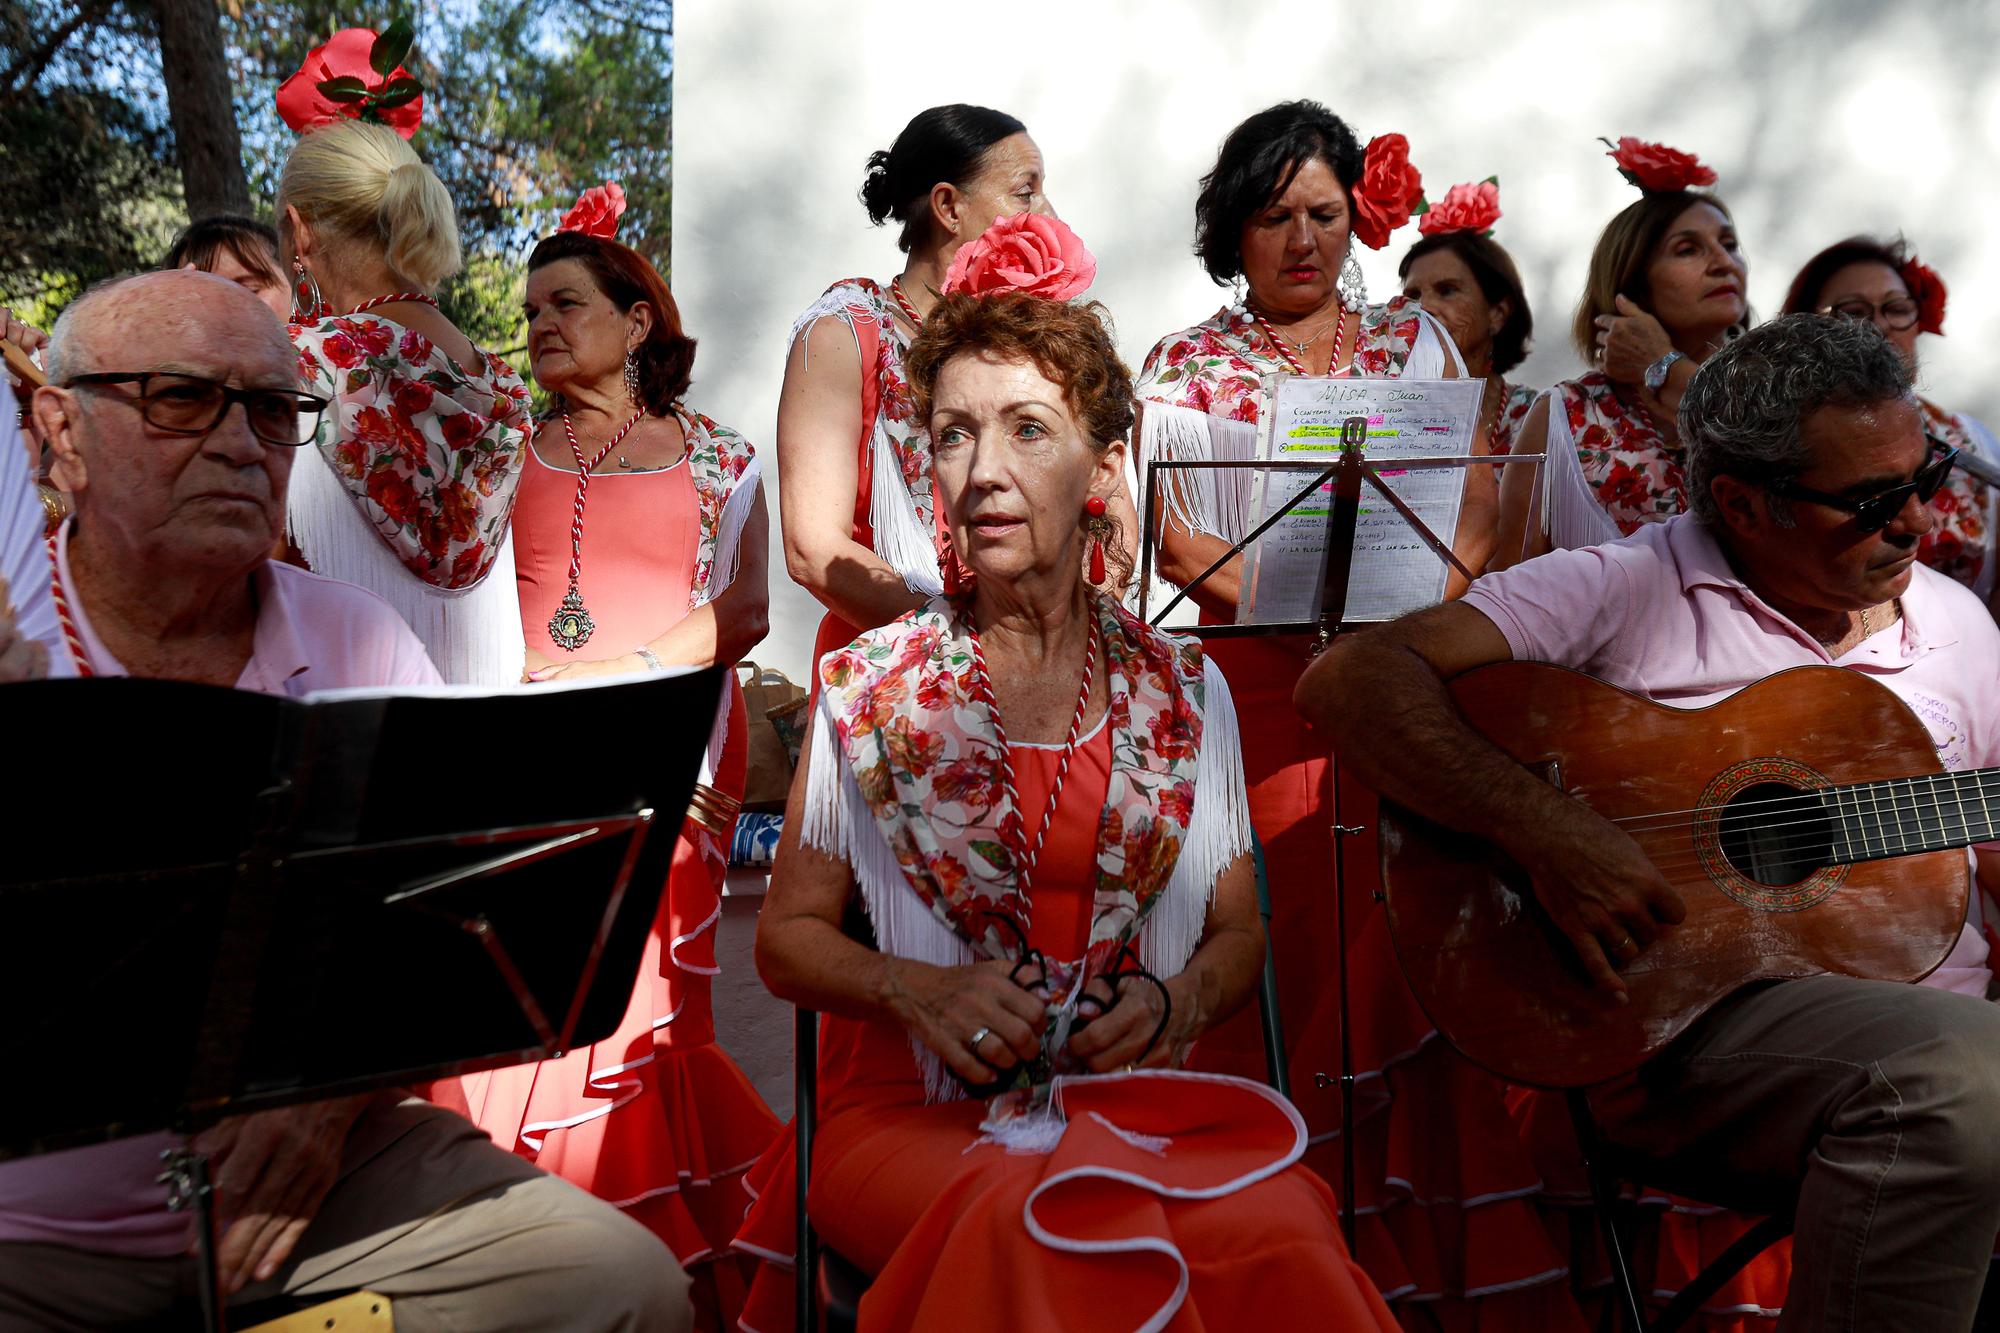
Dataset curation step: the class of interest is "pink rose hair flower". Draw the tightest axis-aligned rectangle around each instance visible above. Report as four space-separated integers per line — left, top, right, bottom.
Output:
1602 136 1718 193
1350 133 1426 250
276 23 425 140
941 214 1096 301
558 182 627 238
1901 257 1948 335
1417 179 1502 237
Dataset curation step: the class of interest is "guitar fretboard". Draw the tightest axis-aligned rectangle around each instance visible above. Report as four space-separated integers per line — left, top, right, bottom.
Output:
1826 767 2000 864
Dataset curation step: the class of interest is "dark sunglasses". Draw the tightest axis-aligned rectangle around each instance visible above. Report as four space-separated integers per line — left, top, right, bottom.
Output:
62 372 328 447
1760 442 1958 533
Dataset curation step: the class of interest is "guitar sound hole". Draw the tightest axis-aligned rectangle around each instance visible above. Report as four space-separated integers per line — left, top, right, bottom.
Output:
1717 782 1835 886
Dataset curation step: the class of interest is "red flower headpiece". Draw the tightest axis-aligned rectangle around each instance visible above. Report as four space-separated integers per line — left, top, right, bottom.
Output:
558 183 627 238
276 21 425 140
941 213 1096 300
1901 257 1947 336
1417 178 1501 238
1602 136 1717 194
1350 133 1426 250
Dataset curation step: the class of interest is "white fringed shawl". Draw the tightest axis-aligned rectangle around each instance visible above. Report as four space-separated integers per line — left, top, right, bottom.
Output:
801 647 1252 1103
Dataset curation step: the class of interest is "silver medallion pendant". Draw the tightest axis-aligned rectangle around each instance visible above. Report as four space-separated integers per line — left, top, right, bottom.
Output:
548 586 596 651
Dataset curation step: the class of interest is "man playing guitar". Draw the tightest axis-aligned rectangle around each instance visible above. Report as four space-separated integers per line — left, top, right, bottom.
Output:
1298 313 2000 1331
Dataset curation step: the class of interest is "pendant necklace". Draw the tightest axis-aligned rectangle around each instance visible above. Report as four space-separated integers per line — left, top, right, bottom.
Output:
547 406 649 651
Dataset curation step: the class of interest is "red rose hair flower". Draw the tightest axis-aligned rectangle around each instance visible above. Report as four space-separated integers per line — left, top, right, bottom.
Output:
1350 133 1426 250
1901 257 1947 335
1602 136 1717 193
1417 179 1501 237
276 23 426 140
558 183 627 238
941 213 1096 301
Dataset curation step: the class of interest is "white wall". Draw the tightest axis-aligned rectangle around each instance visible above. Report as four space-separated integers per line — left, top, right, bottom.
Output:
677 0 2000 683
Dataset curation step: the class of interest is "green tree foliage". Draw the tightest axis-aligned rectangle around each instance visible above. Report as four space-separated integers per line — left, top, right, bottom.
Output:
1 0 672 357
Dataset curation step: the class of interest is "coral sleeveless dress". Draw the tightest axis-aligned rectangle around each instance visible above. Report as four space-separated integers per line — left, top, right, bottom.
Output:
429 419 779 1330
732 717 1397 1331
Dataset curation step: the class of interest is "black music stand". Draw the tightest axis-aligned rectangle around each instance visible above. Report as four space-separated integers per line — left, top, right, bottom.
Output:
1 667 723 1331
1139 412 1534 1245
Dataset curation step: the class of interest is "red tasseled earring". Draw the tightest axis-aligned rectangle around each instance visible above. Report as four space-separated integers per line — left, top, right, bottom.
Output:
1085 496 1108 585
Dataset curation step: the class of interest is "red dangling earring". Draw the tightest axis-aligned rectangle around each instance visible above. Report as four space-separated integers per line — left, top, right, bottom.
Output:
1084 496 1109 586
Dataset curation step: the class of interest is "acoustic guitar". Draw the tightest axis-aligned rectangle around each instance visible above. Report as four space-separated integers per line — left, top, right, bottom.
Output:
1379 661 1991 1088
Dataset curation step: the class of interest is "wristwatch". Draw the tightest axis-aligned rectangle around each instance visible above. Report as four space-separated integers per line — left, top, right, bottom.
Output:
1643 350 1686 393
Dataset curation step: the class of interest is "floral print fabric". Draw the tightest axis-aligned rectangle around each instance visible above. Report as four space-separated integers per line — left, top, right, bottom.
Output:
1487 380 1541 456
1553 371 1687 534
817 278 933 545
682 408 758 607
1916 398 1993 592
1134 297 1426 425
819 593 1205 981
293 314 531 588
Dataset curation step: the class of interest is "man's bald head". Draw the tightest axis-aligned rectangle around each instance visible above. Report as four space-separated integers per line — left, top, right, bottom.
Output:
45 269 292 385
35 267 304 578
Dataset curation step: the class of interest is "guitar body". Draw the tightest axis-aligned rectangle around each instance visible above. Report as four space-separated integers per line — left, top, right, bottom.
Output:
1379 662 1967 1088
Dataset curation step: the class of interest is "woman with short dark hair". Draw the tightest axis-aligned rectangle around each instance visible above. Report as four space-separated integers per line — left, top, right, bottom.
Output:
1783 236 1997 605
1494 138 1749 566
161 215 289 319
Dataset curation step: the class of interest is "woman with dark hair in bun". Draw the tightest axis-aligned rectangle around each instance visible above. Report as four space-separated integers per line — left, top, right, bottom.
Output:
427 191 778 1329
778 104 1103 682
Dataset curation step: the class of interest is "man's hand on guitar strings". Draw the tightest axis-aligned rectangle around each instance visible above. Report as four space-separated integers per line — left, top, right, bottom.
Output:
1513 799 1687 1004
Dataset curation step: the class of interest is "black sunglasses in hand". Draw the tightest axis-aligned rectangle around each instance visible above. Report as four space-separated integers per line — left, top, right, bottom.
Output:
62 372 330 448
1760 441 1958 534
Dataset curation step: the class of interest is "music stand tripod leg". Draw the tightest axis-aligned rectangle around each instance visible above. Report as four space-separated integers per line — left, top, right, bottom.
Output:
160 1145 225 1332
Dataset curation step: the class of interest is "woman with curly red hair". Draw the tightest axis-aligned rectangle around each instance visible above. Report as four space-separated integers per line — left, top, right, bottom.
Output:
735 218 1396 1333
1784 237 1998 608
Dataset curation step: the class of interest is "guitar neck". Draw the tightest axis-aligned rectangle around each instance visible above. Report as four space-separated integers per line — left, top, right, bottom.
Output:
1827 767 2000 864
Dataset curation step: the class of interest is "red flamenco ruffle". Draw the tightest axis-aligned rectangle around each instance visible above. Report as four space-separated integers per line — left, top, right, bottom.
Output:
1508 1086 1786 1330
426 827 779 1274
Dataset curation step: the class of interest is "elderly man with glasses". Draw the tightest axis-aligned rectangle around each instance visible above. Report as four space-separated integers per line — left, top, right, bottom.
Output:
0 270 691 1332
1296 313 2000 1331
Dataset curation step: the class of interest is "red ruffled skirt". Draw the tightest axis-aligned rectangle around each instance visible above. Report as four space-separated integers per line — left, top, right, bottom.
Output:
732 1011 1396 1332
428 688 779 1328
1191 634 1590 1329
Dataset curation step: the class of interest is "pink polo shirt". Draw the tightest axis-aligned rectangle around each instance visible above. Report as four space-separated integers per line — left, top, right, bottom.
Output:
0 523 440 1256
1461 513 2000 995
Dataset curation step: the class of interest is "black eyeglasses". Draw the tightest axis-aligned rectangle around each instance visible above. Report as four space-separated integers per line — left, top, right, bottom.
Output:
1822 297 1922 332
1761 443 1958 533
62 372 329 447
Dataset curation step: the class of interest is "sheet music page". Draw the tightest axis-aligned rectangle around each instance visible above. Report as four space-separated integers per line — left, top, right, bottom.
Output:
1238 377 1486 626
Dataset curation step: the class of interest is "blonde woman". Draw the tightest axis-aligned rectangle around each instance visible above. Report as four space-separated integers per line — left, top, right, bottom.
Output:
281 120 533 684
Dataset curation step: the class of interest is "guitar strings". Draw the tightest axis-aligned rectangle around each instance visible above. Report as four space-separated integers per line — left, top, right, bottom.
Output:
1598 771 2000 835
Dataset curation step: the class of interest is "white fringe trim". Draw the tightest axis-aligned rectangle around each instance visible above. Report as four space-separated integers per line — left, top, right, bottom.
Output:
1139 400 1259 546
1405 309 1466 380
1141 655 1250 978
788 290 942 597
697 451 762 609
1541 388 1622 553
802 693 973 1103
286 444 526 686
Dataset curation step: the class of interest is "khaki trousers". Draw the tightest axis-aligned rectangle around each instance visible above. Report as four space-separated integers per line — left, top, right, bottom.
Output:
1591 976 2000 1333
0 1099 691 1332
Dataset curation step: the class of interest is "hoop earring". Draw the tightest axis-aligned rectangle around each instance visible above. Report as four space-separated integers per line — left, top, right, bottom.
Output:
1338 251 1368 313
291 257 327 322
623 347 642 406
